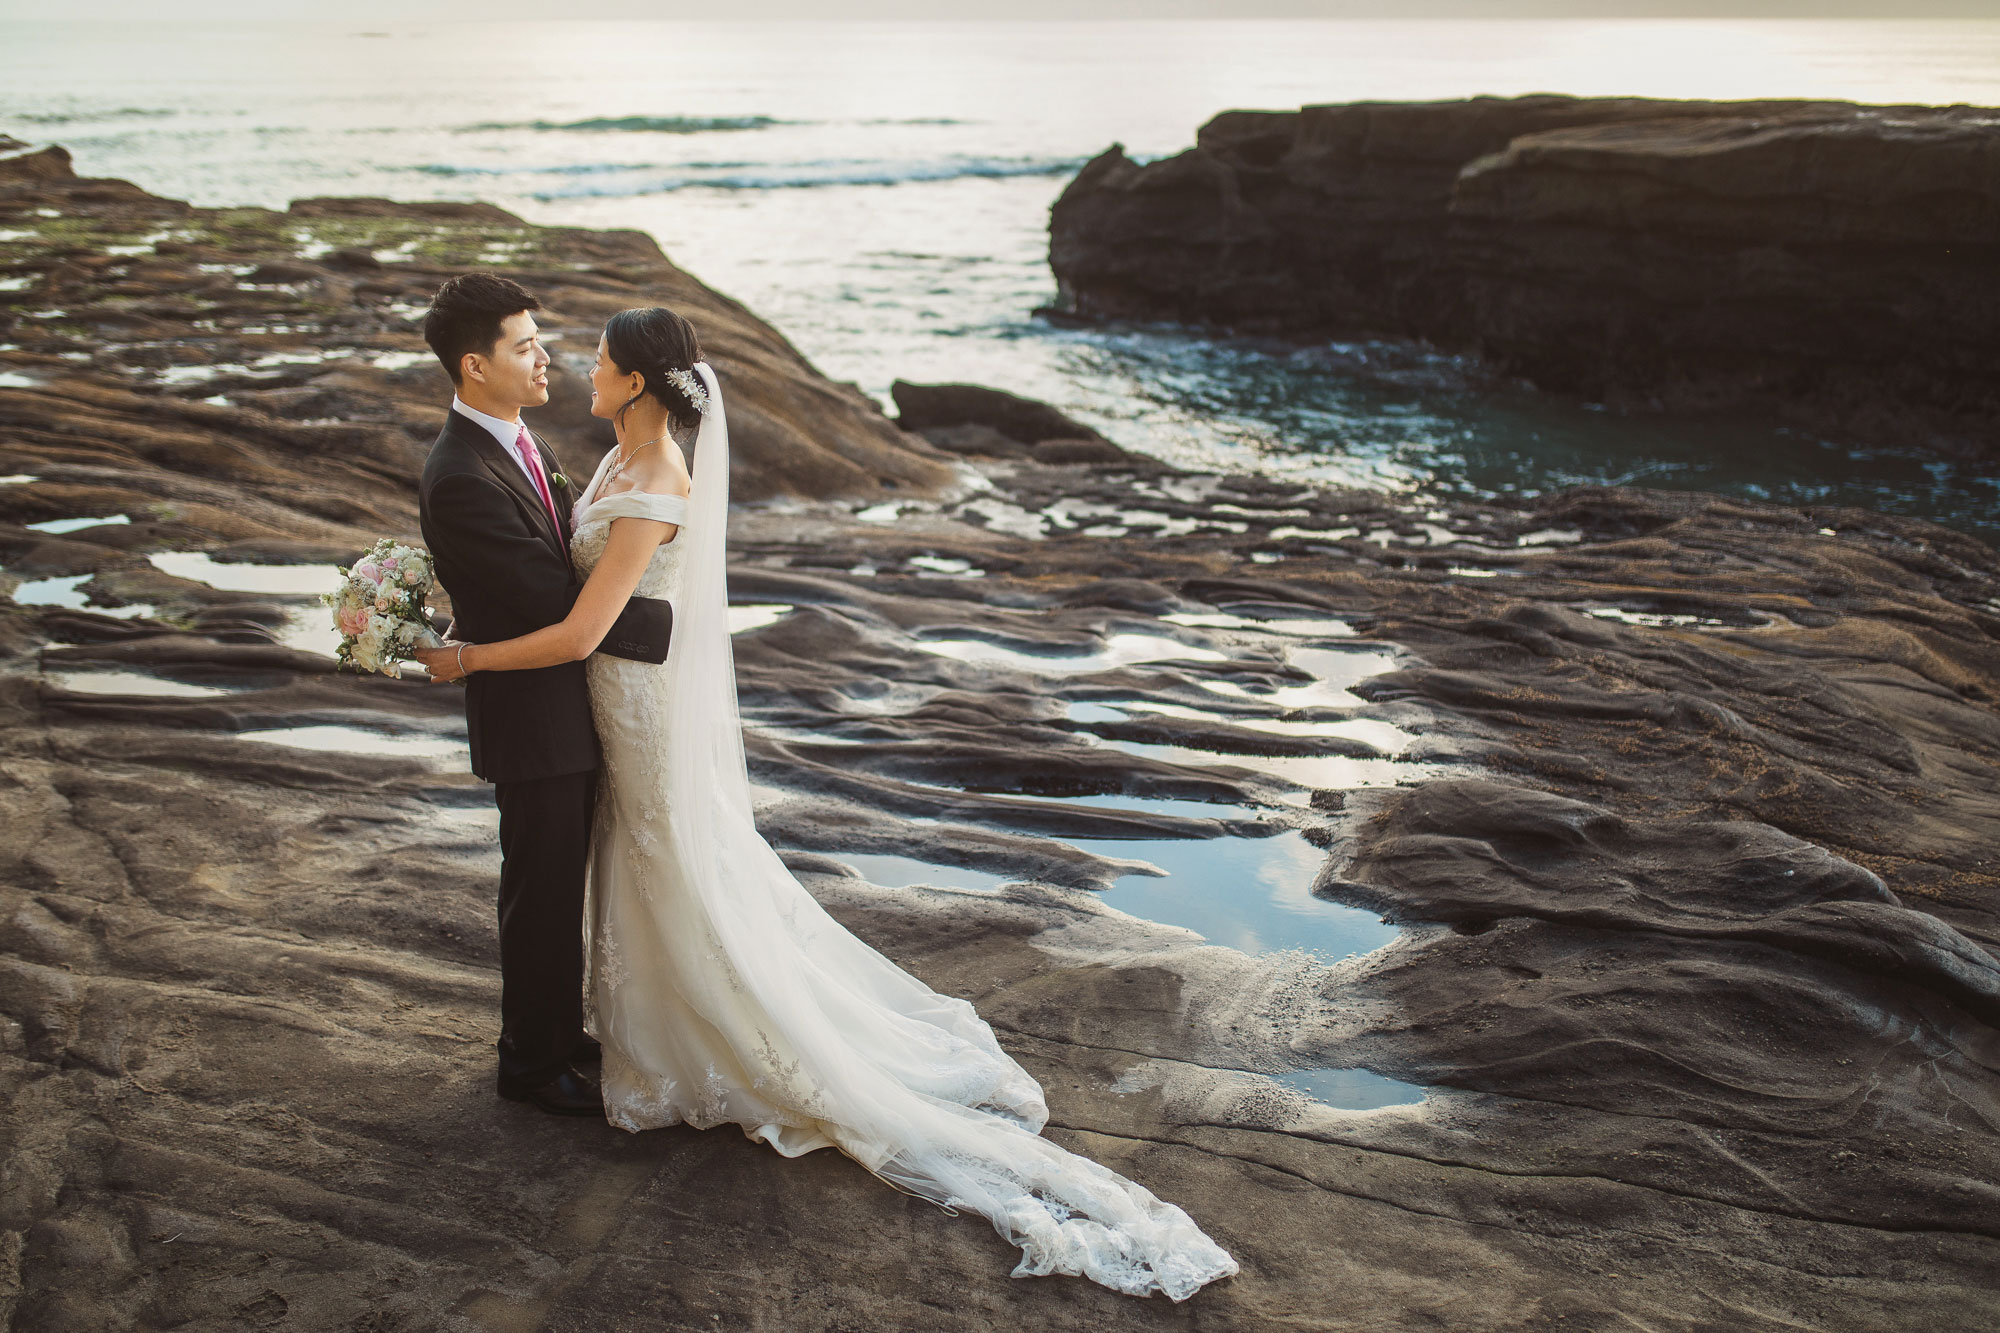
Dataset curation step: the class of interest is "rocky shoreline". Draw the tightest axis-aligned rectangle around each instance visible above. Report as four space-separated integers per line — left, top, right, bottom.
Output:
1048 95 2000 461
6 145 2000 1329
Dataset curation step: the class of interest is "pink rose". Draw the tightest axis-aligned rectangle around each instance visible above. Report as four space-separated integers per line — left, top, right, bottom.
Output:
336 606 369 636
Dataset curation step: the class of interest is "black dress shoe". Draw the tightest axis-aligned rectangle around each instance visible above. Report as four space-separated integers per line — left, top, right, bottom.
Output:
571 1035 602 1065
498 1065 603 1118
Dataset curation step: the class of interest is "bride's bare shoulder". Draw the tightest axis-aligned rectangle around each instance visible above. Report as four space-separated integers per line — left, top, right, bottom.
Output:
621 448 692 500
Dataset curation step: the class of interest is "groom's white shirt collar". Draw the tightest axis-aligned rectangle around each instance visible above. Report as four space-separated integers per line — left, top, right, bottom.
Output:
451 396 543 488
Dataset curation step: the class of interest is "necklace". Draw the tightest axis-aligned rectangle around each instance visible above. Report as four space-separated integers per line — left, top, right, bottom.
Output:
605 434 668 485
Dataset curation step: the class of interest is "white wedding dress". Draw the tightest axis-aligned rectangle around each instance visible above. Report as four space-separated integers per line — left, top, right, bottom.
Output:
565 362 1236 1301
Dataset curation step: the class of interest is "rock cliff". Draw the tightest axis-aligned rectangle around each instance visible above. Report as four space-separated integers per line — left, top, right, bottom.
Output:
1049 96 2000 458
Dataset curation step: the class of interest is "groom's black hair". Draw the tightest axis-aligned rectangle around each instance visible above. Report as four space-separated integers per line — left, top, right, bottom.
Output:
423 272 543 385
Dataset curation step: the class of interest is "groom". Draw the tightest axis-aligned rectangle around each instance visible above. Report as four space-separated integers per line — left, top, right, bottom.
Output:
418 272 602 1117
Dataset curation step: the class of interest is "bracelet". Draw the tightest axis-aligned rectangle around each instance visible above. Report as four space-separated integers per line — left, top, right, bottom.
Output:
456 643 469 678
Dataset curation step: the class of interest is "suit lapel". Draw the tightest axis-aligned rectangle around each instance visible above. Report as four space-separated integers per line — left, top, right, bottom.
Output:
445 411 567 560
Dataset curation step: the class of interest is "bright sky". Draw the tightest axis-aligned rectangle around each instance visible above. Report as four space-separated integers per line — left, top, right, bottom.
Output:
3 1 1992 18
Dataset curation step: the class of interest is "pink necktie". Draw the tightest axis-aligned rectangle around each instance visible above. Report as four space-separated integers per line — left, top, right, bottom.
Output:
513 425 561 532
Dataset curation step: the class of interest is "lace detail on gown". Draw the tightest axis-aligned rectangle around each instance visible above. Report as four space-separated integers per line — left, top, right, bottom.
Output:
568 414 1236 1301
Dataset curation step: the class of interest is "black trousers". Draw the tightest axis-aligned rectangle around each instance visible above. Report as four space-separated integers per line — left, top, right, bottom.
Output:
492 768 597 1088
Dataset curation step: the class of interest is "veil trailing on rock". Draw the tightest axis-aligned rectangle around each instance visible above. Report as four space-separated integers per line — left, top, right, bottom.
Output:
621 360 1238 1299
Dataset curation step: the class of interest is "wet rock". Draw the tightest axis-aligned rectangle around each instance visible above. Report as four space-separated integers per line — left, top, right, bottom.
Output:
918 422 1031 459
1049 95 2000 459
1030 437 1128 465
892 378 1111 445
0 140 957 508
4 162 2000 1329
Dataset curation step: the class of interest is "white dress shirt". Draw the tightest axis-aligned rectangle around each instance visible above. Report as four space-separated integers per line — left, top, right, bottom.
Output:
451 396 544 489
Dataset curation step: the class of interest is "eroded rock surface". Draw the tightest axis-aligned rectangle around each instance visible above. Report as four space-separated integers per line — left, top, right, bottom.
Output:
1048 96 2000 458
5 156 2000 1331
0 135 956 511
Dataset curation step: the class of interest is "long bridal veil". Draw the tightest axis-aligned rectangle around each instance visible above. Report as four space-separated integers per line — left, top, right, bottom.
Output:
618 359 1236 1299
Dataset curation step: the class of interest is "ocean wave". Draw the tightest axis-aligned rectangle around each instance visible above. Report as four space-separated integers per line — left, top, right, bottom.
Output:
528 156 1088 199
11 107 173 125
400 161 698 178
460 114 785 134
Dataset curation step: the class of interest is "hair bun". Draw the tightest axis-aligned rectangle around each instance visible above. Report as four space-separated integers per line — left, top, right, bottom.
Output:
603 307 705 429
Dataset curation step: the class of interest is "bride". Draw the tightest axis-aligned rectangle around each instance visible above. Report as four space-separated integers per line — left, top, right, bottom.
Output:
416 306 1237 1301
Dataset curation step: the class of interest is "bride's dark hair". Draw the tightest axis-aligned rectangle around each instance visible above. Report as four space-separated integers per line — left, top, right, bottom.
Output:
603 307 704 433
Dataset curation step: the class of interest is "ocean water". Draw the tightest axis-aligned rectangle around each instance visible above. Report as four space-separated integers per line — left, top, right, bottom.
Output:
4 19 1997 539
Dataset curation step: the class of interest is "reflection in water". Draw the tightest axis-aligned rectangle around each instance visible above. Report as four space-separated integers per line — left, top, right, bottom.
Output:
237 725 467 760
1072 699 1413 754
1161 612 1356 638
148 551 345 595
831 852 1015 896
1045 327 2000 545
26 514 131 534
916 632 1227 675
831 794 1400 966
44 669 235 698
275 606 342 657
1096 735 1435 791
1275 1066 1427 1110
728 603 793 634
10 573 92 608
6 571 156 619
1079 825 1396 963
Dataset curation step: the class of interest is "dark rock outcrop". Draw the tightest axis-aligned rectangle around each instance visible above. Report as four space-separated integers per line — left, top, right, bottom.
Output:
1048 95 2000 458
891 379 1132 466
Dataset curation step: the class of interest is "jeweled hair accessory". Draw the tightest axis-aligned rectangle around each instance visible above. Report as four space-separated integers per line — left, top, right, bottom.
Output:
665 365 710 415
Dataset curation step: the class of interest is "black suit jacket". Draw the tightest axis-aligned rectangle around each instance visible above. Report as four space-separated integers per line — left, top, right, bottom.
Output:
418 408 601 784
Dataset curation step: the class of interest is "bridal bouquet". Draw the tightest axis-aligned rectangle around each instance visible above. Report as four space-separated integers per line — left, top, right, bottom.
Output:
323 538 443 677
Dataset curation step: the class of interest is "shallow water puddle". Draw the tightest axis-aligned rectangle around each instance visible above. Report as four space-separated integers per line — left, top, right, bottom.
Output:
833 833 1397 966
1160 611 1356 638
26 514 131 535
831 852 1016 895
842 776 1402 965
1099 736 1435 791
429 803 502 839
1014 790 1266 821
237 724 467 761
10 573 92 608
43 669 237 698
1585 606 1755 630
1069 699 1413 754
1080 826 1397 963
916 631 1226 675
1198 645 1401 712
274 607 343 657
729 603 793 634
906 555 982 578
1275 1066 1426 1110
148 551 344 595
6 572 156 618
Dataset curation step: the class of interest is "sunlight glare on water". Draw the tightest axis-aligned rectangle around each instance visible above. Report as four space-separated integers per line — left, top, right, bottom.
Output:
4 20 1997 539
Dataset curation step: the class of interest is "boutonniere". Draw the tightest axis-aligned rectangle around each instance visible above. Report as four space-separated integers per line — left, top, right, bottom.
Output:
549 470 572 492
